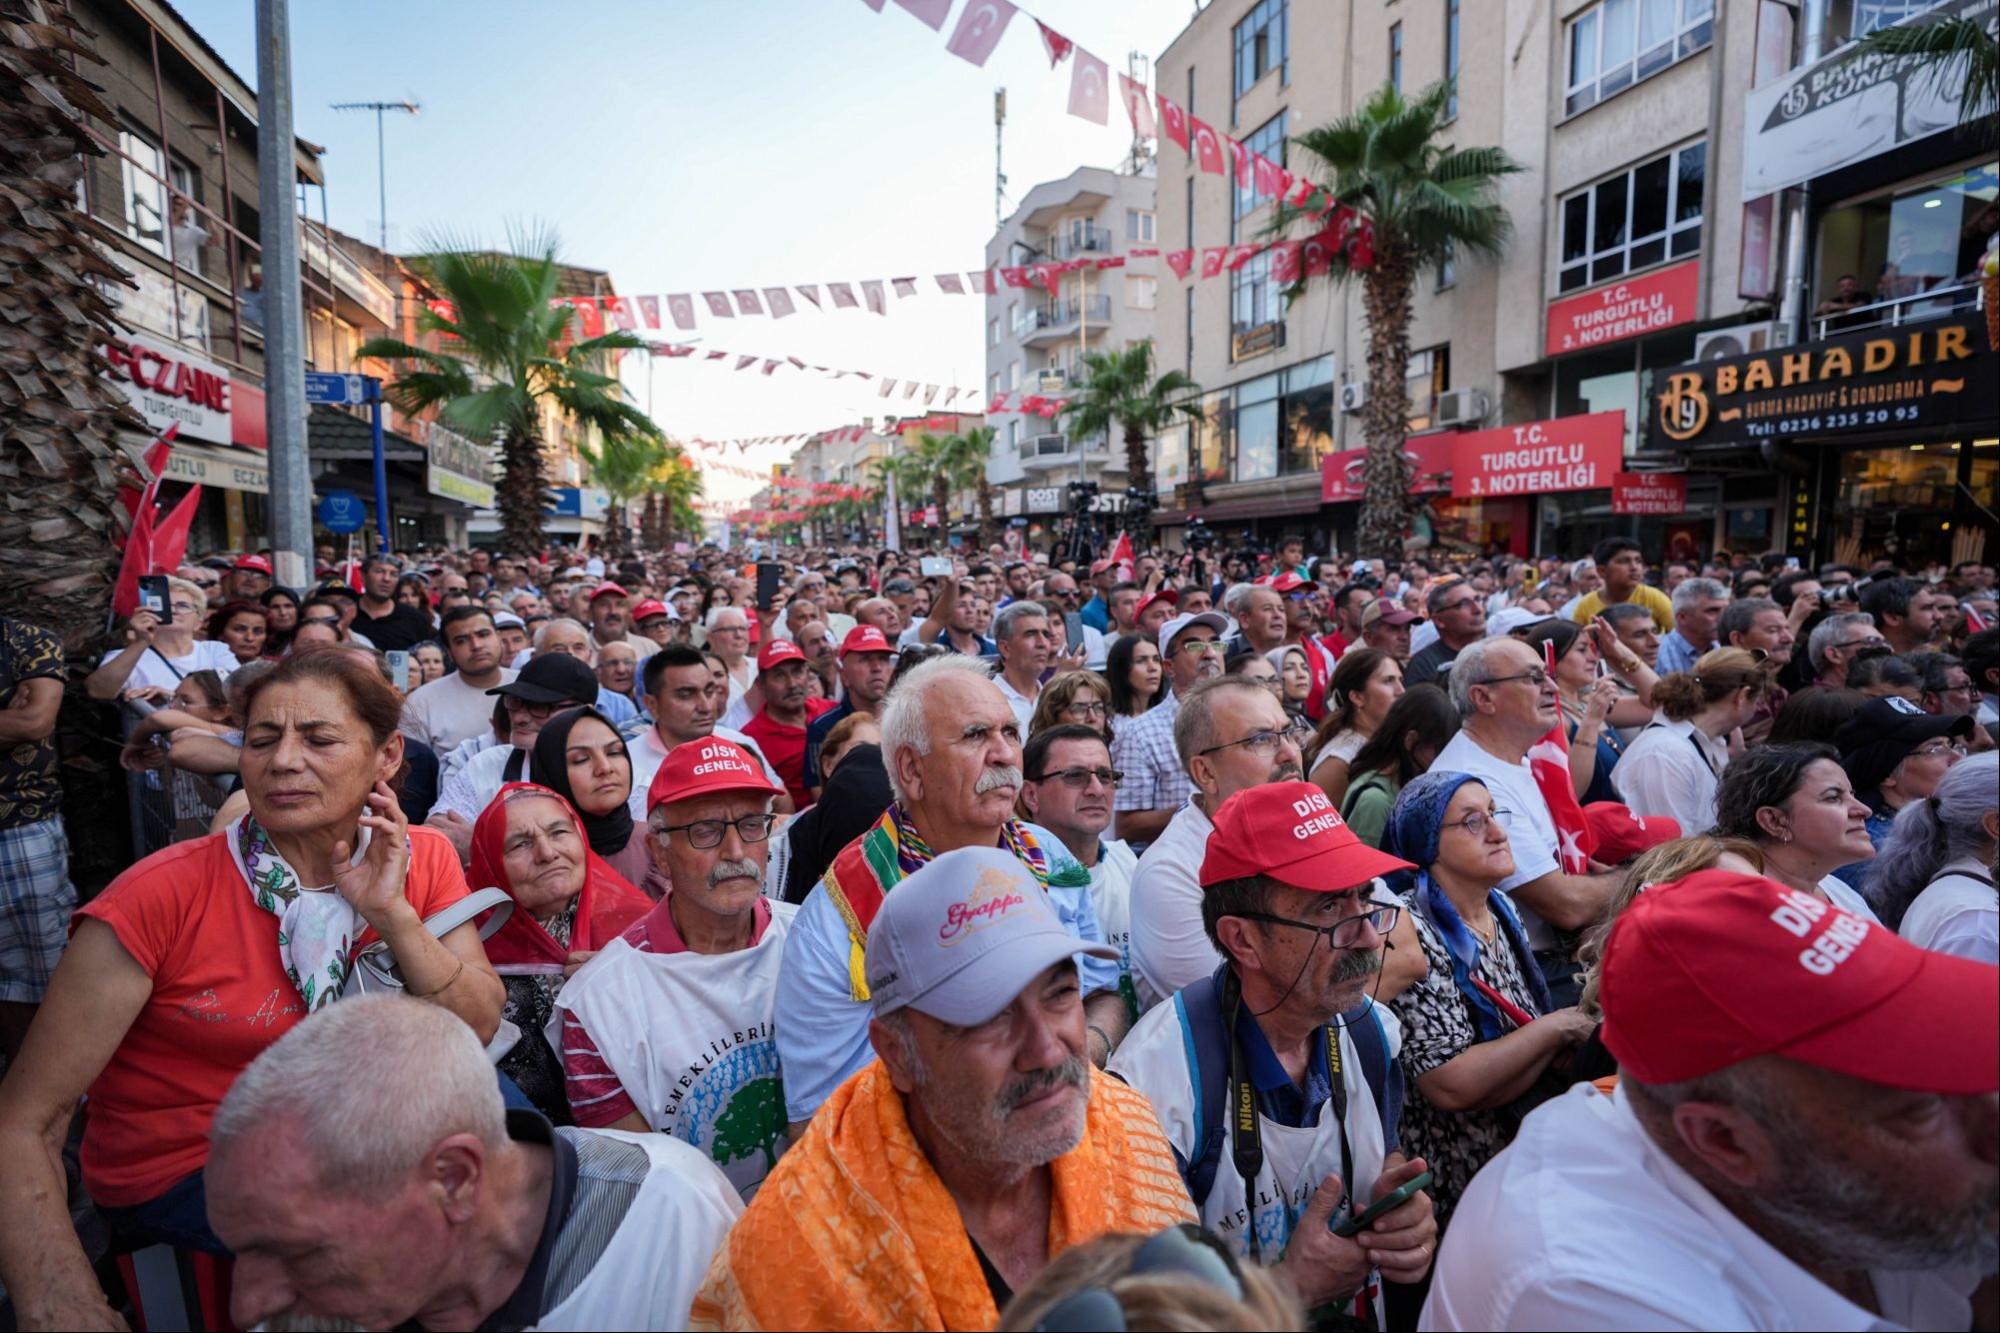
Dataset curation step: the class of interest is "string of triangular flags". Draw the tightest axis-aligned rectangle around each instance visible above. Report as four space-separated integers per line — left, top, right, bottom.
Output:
646 342 1075 417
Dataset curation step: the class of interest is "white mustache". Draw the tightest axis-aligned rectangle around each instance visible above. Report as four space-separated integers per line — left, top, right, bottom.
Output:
708 858 762 887
976 765 1023 794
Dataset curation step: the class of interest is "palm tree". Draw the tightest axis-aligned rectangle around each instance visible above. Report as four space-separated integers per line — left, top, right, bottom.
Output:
1843 14 1998 147
357 230 660 556
957 425 1002 549
868 452 927 544
1058 341 1203 516
1285 79 1521 557
646 450 703 548
578 430 669 560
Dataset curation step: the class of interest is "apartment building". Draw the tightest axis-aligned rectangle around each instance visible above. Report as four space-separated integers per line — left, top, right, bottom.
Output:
1153 0 1993 565
984 166 1159 536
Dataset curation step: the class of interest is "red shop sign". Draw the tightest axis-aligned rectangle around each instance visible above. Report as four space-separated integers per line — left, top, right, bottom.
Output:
1613 471 1688 515
1449 411 1626 499
1545 259 1701 358
1321 435 1456 503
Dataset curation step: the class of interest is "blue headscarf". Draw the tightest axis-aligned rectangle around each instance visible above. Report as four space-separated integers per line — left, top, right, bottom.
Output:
1383 771 1553 1041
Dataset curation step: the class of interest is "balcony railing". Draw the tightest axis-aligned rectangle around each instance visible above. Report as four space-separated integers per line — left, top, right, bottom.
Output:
1015 295 1114 337
1809 280 1986 342
1050 228 1113 260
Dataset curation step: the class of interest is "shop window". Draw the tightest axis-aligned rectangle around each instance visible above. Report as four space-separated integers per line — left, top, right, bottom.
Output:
1558 141 1704 292
1230 250 1285 359
1194 388 1231 483
1235 372 1281 482
1564 0 1713 117
1232 112 1288 239
1445 0 1461 119
1811 161 1998 330
1406 346 1450 432
1280 355 1335 477
1233 0 1288 113
1830 443 1974 570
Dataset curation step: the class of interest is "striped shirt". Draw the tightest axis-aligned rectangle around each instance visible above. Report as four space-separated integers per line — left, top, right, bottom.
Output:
1111 690 1188 827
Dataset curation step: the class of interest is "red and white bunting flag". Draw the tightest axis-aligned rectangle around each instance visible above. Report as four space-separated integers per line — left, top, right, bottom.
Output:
857 0 885 9
1158 95 1189 151
764 287 796 318
706 350 728 360
935 273 966 294
737 354 758 370
902 381 918 399
636 295 662 329
1119 74 1155 139
1094 255 1126 269
567 297 606 339
891 276 918 298
893 0 949 29
1068 49 1110 124
1227 243 1265 271
1199 247 1228 279
1275 166 1296 199
829 282 859 309
923 385 939 404
702 292 734 318
1288 176 1316 208
796 284 823 309
1302 233 1332 278
1251 153 1281 196
1226 136 1252 189
762 360 779 376
1109 530 1135 582
605 296 638 331
944 0 1015 66
1035 19 1073 64
967 269 996 294
1350 219 1376 269
862 280 887 314
732 289 764 316
1190 118 1225 174
879 378 896 397
1130 246 1160 258
788 356 806 369
1030 262 1063 298
1164 249 1195 279
1270 239 1304 284
668 294 696 329
666 343 697 358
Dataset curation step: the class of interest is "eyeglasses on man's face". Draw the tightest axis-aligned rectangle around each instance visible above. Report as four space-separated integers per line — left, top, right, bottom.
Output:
1481 668 1551 690
1908 741 1968 761
1197 720 1311 759
1172 636 1223 658
1030 765 1122 789
657 812 776 849
1232 903 1400 950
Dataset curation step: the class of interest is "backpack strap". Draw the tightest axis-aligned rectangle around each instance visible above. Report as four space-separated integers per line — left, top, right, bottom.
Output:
503 749 527 783
1179 970 1233 1211
1347 999 1404 1151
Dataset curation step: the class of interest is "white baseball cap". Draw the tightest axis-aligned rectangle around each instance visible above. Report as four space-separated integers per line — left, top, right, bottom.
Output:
1156 610 1230 659
865 848 1116 1027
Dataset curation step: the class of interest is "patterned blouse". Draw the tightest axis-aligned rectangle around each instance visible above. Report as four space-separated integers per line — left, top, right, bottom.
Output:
1389 901 1547 1227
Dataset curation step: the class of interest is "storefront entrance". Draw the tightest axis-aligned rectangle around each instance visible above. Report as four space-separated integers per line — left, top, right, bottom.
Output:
1823 439 1996 571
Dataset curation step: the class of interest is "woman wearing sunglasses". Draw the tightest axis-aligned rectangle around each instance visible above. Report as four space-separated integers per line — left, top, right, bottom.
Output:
1382 772 1595 1230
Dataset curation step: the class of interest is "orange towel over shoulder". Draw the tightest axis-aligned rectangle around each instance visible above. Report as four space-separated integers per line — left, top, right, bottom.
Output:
689 1060 1195 1331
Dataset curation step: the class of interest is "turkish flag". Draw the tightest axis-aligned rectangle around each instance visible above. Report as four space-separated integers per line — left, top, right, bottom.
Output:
861 280 887 314
668 294 696 329
1227 243 1264 271
1270 239 1304 283
1030 263 1063 298
731 289 763 316
1288 176 1316 209
788 356 806 369
763 360 779 376
903 382 918 399
945 0 1014 66
1275 166 1296 200
893 0 949 29
1095 256 1125 269
1130 247 1159 258
1190 117 1225 174
636 295 662 329
829 282 859 308
110 496 158 619
764 287 796 318
795 285 822 309
1119 74 1155 139
1159 95 1189 151
737 355 758 371
1164 249 1195 279
1068 50 1109 124
999 266 1031 289
968 269 996 294
1109 530 1135 582
1226 137 1252 189
1199 247 1227 280
1036 19 1073 64
1254 153 1284 199
702 292 734 318
924 385 939 404
1302 234 1332 278
935 273 966 294
568 298 605 339
1349 222 1376 269
891 276 918 298
706 350 727 360
604 296 637 331
880 379 896 398
116 420 178 522
148 483 201 580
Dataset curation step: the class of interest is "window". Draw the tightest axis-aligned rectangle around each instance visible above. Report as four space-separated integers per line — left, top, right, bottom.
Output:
1812 162 1998 328
988 316 1000 347
1126 208 1156 242
1185 287 1196 375
1186 178 1196 248
989 372 1002 401
1232 112 1288 240
1565 0 1713 116
1235 372 1281 481
1437 236 1456 290
1008 419 1021 453
1230 250 1285 345
1445 0 1461 118
1233 0 1289 111
1406 346 1450 432
1389 23 1403 93
1823 0 1930 50
1194 388 1230 482
1279 356 1336 476
119 125 196 263
1007 360 1021 391
1187 65 1196 120
1126 275 1158 310
1558 141 1704 292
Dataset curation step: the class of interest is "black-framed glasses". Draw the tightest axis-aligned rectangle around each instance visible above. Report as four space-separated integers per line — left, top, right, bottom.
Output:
1062 700 1108 719
1436 595 1482 614
1196 720 1311 759
301 615 340 629
1233 904 1400 949
656 812 776 849
1441 808 1511 838
1481 668 1551 689
1030 765 1122 789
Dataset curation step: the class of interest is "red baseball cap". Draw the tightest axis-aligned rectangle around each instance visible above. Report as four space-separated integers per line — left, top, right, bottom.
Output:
632 598 673 622
588 582 628 601
756 637 807 672
1201 782 1414 892
1135 588 1179 620
645 737 780 814
1581 803 1681 864
1599 869 1999 1093
1269 572 1311 594
232 555 273 574
839 624 895 658
1090 558 1116 575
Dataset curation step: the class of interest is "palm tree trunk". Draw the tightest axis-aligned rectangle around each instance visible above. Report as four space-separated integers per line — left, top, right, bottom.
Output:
1124 421 1149 490
497 430 551 557
603 500 630 560
1357 238 1418 560
931 475 949 545
977 478 998 549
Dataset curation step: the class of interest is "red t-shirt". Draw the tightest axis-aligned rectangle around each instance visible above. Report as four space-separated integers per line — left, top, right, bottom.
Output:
741 698 838 809
73 825 468 1206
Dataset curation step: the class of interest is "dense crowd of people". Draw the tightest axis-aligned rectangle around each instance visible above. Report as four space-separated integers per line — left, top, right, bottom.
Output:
0 533 1993 1331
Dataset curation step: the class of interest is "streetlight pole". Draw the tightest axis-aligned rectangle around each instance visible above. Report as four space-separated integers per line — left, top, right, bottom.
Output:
331 99 419 268
256 0 310 589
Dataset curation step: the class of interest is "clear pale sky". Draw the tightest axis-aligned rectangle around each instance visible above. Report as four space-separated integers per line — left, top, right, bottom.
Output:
175 0 1200 504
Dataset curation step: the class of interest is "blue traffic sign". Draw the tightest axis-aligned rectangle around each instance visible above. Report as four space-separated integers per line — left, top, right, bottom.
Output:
303 371 366 405
318 489 367 533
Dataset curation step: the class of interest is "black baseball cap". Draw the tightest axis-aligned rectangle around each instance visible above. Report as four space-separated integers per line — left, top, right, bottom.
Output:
488 653 599 705
1835 696 1973 795
311 579 359 602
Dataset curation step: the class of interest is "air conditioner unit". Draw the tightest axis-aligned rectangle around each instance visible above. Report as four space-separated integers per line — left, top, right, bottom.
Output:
1029 433 1068 458
1436 387 1490 428
1036 369 1068 394
1694 322 1779 361
1339 382 1368 414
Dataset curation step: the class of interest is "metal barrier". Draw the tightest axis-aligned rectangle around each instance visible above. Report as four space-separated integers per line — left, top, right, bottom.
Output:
121 720 231 859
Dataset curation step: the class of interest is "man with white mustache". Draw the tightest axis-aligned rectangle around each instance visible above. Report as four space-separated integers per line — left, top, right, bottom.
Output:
556 737 797 1200
776 655 1125 1133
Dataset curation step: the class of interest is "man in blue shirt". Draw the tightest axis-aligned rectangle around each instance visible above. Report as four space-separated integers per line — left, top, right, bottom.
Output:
801 624 897 800
1659 578 1731 675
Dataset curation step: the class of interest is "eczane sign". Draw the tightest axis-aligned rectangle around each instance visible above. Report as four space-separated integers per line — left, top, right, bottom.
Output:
102 329 232 444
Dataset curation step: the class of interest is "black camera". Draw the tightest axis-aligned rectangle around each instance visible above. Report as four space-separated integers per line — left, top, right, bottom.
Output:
1817 583 1859 607
1185 515 1215 553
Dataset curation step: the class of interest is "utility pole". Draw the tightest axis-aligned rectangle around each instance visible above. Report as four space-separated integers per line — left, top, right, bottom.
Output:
331 99 419 271
1124 52 1154 175
994 87 1006 226
256 0 311 590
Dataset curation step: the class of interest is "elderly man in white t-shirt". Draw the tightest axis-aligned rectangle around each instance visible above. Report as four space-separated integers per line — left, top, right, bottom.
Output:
1423 869 1998 1332
1427 636 1618 1006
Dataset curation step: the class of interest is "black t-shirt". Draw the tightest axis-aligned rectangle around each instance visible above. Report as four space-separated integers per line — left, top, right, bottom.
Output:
351 601 437 652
